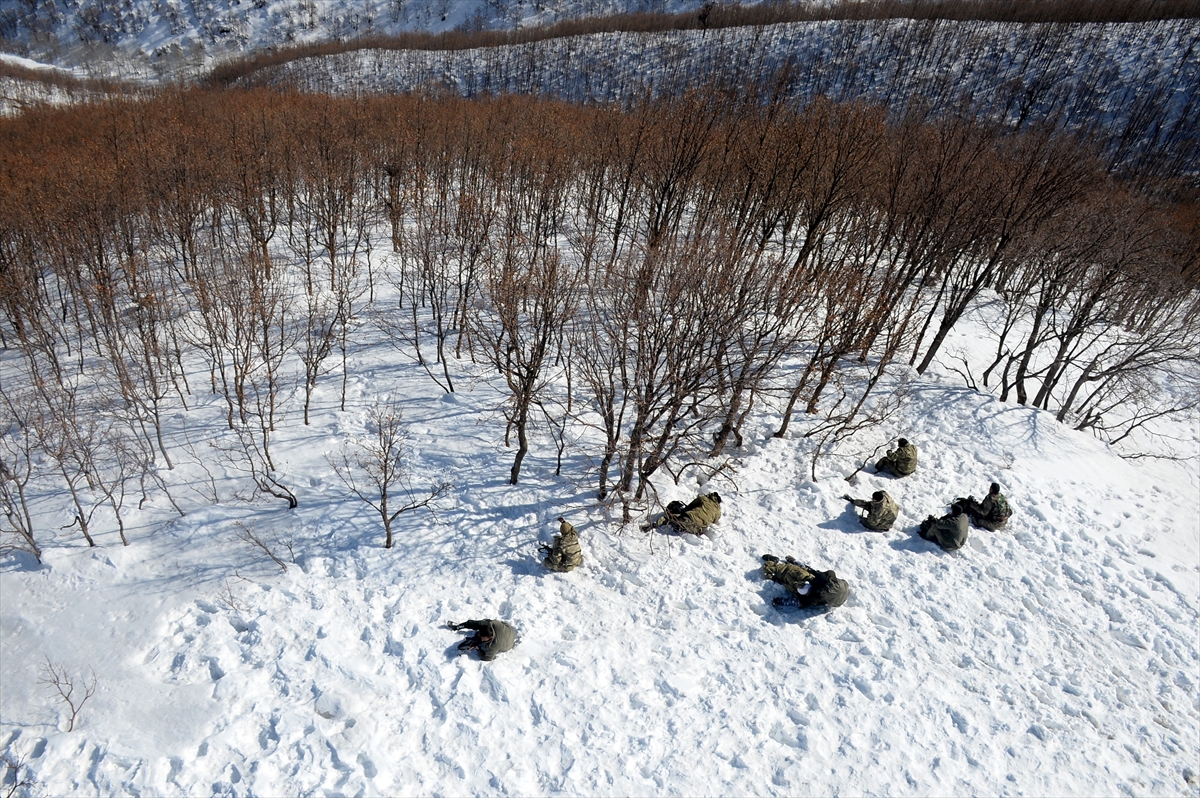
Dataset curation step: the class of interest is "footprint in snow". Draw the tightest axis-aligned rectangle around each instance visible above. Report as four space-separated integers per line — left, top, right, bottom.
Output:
852 676 875 700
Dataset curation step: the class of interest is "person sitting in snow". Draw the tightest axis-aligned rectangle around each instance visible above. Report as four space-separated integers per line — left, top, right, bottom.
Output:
841 490 899 532
875 437 918 477
649 492 722 535
447 619 517 661
956 482 1012 531
918 502 969 551
760 554 849 609
540 516 583 572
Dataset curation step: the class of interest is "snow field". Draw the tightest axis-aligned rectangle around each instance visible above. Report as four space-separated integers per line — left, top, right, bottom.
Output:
1 285 1198 796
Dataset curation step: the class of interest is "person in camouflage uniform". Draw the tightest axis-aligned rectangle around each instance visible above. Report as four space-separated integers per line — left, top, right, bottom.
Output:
541 516 583 572
842 490 899 531
918 503 969 550
760 554 850 608
957 482 1012 531
875 438 918 477
447 619 517 661
653 492 722 535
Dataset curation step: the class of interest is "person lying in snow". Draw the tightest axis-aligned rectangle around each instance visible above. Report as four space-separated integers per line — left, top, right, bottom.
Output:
842 490 899 531
875 437 918 477
955 482 1012 531
649 492 722 535
540 516 583 572
760 555 849 608
447 619 517 661
918 503 970 551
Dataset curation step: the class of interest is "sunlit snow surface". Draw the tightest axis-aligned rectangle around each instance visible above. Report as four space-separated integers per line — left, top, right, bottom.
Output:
1 273 1197 795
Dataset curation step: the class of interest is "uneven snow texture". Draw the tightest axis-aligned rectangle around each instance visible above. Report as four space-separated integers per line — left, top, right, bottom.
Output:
2 295 1198 796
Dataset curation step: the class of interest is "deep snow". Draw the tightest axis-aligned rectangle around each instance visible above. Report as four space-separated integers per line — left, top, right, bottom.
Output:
1 271 1198 795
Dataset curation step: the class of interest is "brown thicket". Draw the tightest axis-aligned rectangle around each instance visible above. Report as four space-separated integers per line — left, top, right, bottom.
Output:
0 84 1195 541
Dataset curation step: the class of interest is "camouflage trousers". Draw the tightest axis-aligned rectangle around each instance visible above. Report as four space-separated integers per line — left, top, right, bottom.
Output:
763 560 817 594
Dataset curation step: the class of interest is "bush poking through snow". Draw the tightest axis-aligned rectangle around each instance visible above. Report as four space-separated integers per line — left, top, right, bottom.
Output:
1 752 34 798
37 658 97 733
233 521 293 572
329 399 452 548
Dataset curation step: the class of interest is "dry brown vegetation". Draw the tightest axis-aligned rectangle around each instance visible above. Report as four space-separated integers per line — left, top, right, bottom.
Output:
0 60 144 96
0 86 1196 542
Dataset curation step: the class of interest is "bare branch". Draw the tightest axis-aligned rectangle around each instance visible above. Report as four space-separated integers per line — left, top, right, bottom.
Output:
38 658 98 733
233 522 288 573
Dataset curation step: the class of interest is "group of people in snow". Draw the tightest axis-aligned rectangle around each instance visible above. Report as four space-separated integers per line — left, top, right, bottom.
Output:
841 438 1012 550
450 436 1012 661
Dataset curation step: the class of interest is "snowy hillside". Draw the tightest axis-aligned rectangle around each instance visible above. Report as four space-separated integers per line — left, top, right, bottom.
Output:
0 0 710 76
1 267 1197 794
1 0 1198 793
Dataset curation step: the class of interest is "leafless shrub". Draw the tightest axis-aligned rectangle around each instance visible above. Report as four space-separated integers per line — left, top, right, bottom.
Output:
329 400 452 548
0 393 41 564
217 575 250 613
233 522 291 573
1 751 34 798
38 658 98 733
222 424 299 510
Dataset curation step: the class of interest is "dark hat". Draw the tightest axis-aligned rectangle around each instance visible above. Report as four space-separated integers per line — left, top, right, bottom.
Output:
824 576 850 607
989 482 1001 494
872 490 884 501
898 438 909 447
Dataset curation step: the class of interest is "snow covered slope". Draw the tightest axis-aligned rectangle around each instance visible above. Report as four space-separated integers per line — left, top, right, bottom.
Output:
0 0 710 75
1 278 1197 795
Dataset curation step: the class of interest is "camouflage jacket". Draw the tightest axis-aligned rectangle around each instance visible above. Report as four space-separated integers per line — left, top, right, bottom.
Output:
889 443 918 476
852 492 898 531
980 493 1011 524
673 493 722 535
544 520 583 572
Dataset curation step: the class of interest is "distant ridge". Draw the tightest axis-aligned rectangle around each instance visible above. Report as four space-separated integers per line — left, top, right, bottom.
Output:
204 0 1200 86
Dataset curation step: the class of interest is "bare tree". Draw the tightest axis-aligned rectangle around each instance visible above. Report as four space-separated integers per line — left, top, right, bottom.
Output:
38 658 98 733
471 121 578 484
0 396 41 563
329 400 451 549
298 284 346 425
912 127 1097 374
